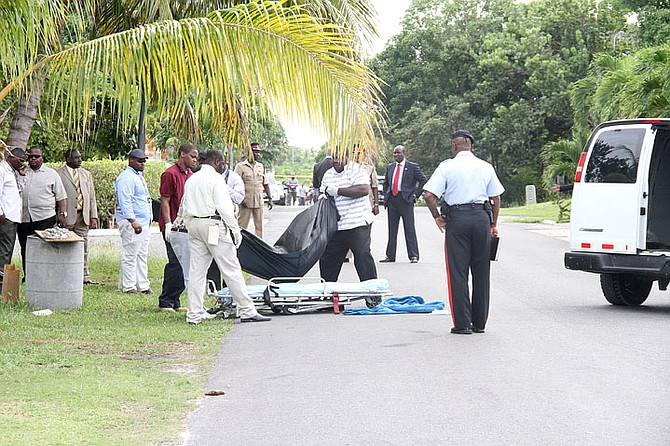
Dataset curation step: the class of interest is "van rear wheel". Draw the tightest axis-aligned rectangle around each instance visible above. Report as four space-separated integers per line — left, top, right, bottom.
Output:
600 273 652 306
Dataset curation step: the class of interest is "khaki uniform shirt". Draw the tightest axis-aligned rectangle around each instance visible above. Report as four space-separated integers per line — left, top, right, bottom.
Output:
234 160 268 209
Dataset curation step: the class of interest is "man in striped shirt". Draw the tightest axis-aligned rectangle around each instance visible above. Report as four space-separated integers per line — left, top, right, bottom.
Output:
319 154 377 282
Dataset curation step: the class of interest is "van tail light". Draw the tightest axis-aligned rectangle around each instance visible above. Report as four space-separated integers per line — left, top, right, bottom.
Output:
643 119 664 124
574 151 588 183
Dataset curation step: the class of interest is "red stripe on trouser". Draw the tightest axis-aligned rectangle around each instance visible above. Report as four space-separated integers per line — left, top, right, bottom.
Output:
444 235 456 326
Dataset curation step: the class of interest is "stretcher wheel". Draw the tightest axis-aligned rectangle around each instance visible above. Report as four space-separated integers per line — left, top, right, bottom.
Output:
365 296 382 308
282 306 299 315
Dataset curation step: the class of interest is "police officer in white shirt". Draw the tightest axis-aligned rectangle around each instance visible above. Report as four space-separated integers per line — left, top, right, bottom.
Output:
181 150 270 325
423 130 504 335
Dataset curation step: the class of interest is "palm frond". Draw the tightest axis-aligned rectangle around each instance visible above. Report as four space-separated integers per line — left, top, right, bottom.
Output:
2 1 385 157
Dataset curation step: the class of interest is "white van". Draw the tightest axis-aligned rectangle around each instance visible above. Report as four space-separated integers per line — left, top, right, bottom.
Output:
565 118 670 306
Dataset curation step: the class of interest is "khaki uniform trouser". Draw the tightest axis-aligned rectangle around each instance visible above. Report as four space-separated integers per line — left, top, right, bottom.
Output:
237 206 263 239
186 218 258 324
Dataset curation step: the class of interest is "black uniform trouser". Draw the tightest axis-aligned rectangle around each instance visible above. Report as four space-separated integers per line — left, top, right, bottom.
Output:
320 224 377 282
17 216 57 279
158 233 184 309
444 206 491 330
385 195 419 260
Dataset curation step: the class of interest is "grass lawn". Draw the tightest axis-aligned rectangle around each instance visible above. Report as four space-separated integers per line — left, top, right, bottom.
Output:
499 199 571 223
0 247 231 446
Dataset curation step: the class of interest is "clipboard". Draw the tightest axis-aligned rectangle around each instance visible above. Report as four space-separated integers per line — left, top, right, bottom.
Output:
490 236 501 261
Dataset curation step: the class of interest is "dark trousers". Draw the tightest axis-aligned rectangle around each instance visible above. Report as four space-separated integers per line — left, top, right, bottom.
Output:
320 224 377 282
385 195 419 260
207 261 223 291
158 233 184 309
444 207 491 330
17 216 57 279
0 219 17 281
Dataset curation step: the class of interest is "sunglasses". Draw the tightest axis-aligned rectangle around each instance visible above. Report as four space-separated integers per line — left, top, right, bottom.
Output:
27 154 42 159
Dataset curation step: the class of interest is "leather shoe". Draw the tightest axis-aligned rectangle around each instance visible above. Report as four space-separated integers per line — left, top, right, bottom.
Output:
472 326 485 333
379 257 395 263
123 289 138 294
450 327 473 335
241 314 271 323
410 257 418 263
140 288 153 294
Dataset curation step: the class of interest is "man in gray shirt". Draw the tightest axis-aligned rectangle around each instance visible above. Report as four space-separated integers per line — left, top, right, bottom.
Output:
17 146 67 281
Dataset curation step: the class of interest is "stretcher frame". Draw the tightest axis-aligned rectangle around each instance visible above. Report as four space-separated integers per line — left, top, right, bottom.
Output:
212 277 389 315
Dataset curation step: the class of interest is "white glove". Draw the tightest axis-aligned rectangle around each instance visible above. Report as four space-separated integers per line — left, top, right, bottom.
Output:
164 223 173 242
325 185 339 197
231 229 242 249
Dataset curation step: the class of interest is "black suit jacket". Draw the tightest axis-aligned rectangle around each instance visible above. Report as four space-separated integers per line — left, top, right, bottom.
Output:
383 160 428 204
312 156 333 190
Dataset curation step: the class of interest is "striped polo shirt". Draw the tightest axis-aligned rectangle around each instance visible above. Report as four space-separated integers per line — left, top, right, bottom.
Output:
321 163 373 231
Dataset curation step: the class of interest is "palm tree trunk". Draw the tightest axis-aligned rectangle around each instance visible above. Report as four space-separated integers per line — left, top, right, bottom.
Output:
6 75 42 149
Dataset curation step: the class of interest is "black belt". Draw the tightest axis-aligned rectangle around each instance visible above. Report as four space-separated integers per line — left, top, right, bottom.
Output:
449 203 485 210
194 215 221 220
171 227 188 233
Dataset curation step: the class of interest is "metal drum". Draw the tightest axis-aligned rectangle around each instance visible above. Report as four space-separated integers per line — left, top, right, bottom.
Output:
25 235 84 310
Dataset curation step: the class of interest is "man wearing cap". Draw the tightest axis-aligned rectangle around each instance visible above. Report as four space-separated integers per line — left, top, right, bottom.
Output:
235 142 273 239
18 146 67 281
181 150 270 324
57 149 99 284
380 145 427 264
157 143 198 312
114 149 152 294
423 130 504 335
0 147 24 284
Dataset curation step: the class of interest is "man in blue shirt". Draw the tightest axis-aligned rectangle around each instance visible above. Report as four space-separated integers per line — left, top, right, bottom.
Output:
115 149 153 294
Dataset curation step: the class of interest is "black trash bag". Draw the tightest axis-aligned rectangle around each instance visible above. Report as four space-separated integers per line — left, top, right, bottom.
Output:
237 198 339 280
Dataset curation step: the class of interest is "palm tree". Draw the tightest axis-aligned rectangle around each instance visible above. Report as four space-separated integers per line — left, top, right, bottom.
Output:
0 0 384 157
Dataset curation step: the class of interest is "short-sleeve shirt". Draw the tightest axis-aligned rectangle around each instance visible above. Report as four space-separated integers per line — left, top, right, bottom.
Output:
234 160 268 208
321 163 373 231
22 165 67 222
423 151 505 204
158 163 192 231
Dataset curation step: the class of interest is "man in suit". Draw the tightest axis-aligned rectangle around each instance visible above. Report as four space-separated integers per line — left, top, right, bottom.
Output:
312 149 333 201
57 149 99 284
381 145 427 263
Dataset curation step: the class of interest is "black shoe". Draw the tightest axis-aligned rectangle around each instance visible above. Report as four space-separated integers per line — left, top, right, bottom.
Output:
379 257 395 263
241 314 272 323
410 257 418 263
450 327 473 335
472 326 485 333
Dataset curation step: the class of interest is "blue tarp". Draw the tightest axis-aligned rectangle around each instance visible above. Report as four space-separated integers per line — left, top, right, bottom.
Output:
342 296 445 315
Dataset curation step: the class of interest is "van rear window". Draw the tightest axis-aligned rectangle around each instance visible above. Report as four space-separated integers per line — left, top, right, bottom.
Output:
584 128 645 183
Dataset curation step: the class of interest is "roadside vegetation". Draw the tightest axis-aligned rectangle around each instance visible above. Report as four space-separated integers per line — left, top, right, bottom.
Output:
0 246 231 446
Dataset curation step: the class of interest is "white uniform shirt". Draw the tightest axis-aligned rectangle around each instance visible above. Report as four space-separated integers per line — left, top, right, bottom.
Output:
0 160 21 222
423 151 504 204
321 163 373 231
181 164 238 231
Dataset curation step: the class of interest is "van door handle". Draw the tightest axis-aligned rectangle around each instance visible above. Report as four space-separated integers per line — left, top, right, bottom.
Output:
643 192 648 198
641 207 646 216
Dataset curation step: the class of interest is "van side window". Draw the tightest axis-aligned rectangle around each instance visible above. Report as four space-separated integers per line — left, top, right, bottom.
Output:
584 128 645 183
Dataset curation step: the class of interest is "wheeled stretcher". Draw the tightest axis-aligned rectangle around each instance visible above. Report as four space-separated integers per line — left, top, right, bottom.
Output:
212 278 390 315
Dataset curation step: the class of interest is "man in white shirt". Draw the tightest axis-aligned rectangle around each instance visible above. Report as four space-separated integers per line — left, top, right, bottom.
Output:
319 154 377 282
181 150 270 325
0 147 24 284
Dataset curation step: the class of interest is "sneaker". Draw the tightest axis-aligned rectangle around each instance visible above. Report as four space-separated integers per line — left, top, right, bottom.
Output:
159 307 176 313
123 289 138 294
140 288 153 294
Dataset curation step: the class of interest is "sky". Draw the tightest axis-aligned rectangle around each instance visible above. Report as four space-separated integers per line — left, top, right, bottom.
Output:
282 0 410 150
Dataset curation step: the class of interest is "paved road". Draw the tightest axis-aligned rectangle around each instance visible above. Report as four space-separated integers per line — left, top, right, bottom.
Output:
181 205 670 445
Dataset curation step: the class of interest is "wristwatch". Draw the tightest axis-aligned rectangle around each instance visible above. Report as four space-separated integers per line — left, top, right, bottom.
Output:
59 211 67 217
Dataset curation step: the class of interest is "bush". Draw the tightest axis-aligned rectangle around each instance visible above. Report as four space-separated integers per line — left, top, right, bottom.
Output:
46 160 167 228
